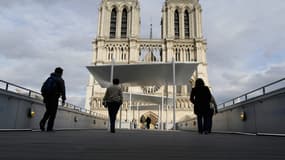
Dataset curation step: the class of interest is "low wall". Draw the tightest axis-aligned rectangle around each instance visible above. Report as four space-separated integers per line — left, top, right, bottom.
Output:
177 88 285 135
0 89 108 130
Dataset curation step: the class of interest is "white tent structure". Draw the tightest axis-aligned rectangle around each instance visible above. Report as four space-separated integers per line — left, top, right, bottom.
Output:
122 92 173 130
87 60 198 129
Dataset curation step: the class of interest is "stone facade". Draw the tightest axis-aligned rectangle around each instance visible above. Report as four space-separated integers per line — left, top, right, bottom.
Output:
85 0 209 129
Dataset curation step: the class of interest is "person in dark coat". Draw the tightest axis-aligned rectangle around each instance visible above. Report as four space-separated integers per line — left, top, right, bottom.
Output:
209 96 218 133
146 117 151 129
190 78 212 134
103 78 123 133
40 67 66 132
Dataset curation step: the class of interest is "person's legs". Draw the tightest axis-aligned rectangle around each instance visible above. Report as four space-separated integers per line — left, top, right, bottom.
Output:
112 103 120 132
40 110 49 131
208 109 214 133
197 114 203 134
108 102 121 133
108 106 115 132
47 98 58 131
204 111 212 134
40 99 52 131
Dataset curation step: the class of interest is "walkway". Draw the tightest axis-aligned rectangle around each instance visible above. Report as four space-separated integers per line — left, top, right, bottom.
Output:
1 129 285 160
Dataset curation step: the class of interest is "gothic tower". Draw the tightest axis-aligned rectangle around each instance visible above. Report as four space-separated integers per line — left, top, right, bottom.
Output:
159 0 209 123
85 0 209 129
161 0 209 84
85 0 140 111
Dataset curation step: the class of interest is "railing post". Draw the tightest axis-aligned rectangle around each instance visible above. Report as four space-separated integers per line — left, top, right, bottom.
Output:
5 83 9 91
262 87 266 95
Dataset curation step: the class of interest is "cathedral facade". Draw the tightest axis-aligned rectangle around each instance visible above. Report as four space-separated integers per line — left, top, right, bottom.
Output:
85 0 209 129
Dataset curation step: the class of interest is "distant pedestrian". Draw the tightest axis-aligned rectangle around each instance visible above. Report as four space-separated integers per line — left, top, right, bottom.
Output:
103 78 123 133
209 95 218 133
40 67 66 132
190 78 212 134
146 117 151 129
134 119 137 129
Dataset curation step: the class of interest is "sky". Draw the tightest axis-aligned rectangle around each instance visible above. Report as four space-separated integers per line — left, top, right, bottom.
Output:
0 0 284 107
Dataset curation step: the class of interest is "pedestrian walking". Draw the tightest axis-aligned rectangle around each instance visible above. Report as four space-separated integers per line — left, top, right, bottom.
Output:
40 67 66 132
146 117 151 129
103 78 123 133
190 78 212 134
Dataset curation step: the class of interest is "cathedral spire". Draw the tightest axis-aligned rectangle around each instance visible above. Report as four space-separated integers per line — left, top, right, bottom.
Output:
150 22 153 39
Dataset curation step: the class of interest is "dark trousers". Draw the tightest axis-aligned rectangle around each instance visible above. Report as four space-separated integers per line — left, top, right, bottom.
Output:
197 111 211 133
107 102 121 133
146 123 150 129
40 97 58 131
209 109 214 133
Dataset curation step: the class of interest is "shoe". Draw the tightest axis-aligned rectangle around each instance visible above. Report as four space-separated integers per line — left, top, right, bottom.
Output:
39 122 45 131
47 129 56 132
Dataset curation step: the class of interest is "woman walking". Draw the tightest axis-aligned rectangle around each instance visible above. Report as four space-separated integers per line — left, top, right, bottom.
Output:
190 78 212 134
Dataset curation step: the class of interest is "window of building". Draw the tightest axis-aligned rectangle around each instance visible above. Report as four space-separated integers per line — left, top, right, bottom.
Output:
108 48 114 60
110 8 117 38
121 9 128 38
175 48 180 61
174 10 180 39
186 48 191 61
184 10 190 38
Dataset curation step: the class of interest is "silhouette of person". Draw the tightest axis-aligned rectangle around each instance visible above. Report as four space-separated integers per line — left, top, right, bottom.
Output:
103 78 123 133
190 78 212 134
40 67 66 132
133 119 137 129
146 117 151 129
209 96 218 133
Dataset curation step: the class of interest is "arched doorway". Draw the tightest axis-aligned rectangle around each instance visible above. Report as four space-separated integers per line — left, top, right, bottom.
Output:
140 111 158 129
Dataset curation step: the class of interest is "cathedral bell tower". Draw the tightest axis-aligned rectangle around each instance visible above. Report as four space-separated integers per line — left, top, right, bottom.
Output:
97 0 140 40
86 0 141 111
94 0 140 64
161 0 209 85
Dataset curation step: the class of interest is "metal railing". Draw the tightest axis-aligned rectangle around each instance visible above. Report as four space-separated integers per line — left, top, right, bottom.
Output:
218 78 285 109
0 80 107 119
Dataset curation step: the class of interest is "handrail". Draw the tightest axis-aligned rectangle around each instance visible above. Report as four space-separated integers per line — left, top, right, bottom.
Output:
0 80 108 119
217 78 285 109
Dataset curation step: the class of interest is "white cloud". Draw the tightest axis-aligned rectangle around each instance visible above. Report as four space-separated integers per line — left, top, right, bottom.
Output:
201 0 285 103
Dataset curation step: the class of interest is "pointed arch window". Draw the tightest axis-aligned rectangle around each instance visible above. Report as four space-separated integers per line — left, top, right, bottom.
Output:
174 10 180 39
184 10 190 38
110 8 117 38
121 9 128 38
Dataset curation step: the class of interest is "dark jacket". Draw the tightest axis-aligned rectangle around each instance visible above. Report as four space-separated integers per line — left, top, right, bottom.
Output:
44 73 66 101
190 86 211 115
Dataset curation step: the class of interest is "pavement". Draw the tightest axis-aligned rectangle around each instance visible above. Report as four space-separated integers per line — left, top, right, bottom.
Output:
0 129 285 160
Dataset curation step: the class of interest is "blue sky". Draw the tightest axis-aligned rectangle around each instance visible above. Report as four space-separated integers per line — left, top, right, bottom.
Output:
0 0 284 106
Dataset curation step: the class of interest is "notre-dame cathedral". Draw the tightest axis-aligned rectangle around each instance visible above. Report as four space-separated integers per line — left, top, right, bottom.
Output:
85 0 209 129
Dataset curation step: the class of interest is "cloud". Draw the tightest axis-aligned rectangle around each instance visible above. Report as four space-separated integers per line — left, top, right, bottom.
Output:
201 0 285 103
0 1 97 106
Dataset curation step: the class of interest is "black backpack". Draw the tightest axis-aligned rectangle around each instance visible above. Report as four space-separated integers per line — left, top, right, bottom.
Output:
41 77 57 97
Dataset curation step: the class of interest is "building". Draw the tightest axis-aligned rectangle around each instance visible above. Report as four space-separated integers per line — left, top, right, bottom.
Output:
85 0 209 129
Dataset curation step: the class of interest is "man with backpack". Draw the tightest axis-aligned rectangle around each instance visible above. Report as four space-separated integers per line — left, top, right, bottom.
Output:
40 67 66 132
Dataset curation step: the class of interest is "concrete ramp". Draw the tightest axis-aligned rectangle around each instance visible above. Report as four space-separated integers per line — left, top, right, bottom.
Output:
0 130 285 160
